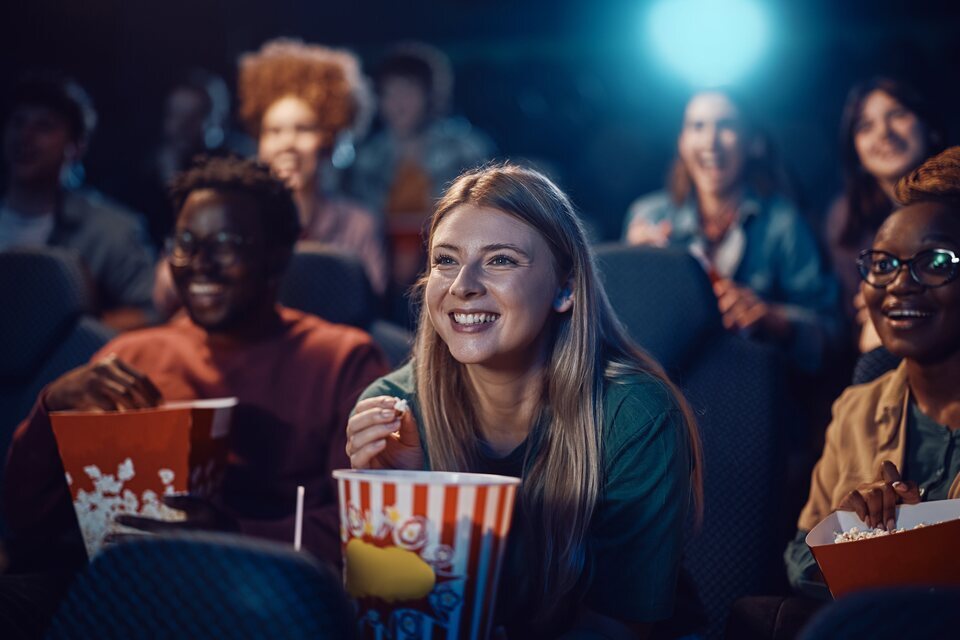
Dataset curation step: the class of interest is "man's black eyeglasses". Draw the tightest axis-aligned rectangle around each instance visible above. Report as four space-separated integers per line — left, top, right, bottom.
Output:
166 231 256 268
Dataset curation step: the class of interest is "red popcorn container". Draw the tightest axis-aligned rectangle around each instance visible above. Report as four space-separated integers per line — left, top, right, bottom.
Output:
332 469 521 640
50 398 236 559
806 498 960 598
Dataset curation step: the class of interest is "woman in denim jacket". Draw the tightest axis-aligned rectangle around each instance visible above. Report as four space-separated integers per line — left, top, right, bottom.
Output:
624 90 841 374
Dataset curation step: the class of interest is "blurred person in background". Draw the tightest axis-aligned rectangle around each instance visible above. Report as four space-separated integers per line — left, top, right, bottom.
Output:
1 157 387 638
240 38 386 297
348 43 494 326
826 77 946 353
0 74 156 331
623 90 841 375
153 39 388 318
118 69 253 249
785 146 960 600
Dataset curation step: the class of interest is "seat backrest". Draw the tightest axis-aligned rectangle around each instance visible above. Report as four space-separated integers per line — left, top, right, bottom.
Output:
595 244 786 639
798 586 960 639
279 243 377 328
47 532 355 640
279 243 413 367
594 244 721 373
0 248 113 439
0 248 94 381
852 346 901 385
680 334 786 639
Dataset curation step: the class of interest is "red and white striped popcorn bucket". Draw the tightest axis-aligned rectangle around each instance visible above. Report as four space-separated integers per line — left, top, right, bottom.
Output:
332 469 521 640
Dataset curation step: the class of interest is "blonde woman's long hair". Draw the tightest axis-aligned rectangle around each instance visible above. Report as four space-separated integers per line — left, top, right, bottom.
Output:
413 163 703 618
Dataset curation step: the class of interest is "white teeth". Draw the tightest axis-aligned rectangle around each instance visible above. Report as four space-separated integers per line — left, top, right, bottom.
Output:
452 312 499 325
190 283 224 295
699 154 722 168
887 309 932 318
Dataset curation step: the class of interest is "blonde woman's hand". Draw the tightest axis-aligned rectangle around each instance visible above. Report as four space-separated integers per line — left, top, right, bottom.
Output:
626 219 672 247
346 396 423 470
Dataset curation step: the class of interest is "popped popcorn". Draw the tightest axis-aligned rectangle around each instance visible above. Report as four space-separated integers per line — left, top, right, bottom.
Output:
394 398 409 415
117 459 135 481
68 458 186 558
833 522 929 543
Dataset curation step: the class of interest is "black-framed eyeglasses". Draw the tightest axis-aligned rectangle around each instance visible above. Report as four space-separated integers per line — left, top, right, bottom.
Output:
857 248 960 288
165 231 256 268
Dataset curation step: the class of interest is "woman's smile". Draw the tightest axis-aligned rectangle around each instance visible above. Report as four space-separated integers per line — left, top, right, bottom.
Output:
426 204 566 369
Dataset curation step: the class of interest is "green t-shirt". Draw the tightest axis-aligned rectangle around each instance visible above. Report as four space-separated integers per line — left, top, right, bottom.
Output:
359 361 693 636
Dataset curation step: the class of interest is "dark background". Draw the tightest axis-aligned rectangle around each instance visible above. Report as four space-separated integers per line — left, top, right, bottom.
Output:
2 0 958 240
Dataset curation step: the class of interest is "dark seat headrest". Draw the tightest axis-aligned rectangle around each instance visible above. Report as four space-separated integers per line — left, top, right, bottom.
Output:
48 531 355 639
595 244 722 372
0 248 94 380
278 243 377 328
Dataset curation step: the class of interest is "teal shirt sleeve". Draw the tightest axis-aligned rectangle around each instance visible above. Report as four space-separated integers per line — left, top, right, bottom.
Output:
783 529 831 600
356 362 417 411
583 376 691 622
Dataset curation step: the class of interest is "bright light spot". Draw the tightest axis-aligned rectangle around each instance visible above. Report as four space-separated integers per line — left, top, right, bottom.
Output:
647 0 768 87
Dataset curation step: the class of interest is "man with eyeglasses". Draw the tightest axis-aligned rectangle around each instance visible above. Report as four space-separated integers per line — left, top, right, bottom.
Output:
783 147 960 601
1 157 388 636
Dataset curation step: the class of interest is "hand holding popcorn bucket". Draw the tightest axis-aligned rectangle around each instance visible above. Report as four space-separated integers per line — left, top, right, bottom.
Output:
333 469 520 640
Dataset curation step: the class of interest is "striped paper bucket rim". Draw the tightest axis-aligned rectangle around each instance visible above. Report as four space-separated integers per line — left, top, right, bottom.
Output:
332 469 521 487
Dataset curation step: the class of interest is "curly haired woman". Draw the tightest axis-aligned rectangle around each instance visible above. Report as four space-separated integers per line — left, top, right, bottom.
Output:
238 38 387 295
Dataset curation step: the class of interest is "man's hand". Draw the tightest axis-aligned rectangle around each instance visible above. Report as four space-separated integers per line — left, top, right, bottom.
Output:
111 495 239 539
45 355 163 412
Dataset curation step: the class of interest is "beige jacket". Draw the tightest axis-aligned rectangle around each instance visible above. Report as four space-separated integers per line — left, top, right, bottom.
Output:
798 360 960 531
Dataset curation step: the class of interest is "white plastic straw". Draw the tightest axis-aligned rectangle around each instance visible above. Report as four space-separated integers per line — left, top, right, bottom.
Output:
294 485 305 551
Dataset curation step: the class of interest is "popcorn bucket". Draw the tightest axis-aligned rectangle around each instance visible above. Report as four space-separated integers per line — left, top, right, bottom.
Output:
50 398 236 559
332 469 521 640
807 498 960 598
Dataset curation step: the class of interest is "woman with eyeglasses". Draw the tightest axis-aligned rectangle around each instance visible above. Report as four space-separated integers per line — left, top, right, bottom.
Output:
826 77 945 352
785 147 960 599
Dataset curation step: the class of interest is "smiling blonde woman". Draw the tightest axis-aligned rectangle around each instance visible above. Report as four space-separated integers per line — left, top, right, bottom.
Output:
347 163 703 638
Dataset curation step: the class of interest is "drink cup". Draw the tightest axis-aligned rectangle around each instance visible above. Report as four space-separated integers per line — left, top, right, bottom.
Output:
332 469 520 640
